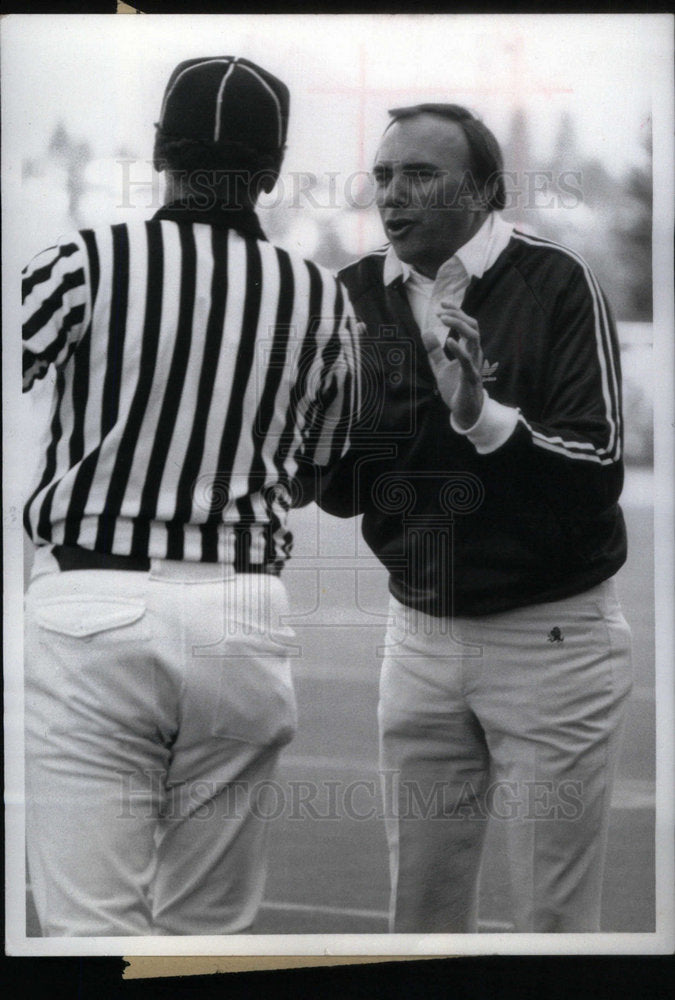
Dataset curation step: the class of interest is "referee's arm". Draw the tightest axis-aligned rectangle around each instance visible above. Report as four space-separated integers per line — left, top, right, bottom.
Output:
22 235 91 392
289 276 362 508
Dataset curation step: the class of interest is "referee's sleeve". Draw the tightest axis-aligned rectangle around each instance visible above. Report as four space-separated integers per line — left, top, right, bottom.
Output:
300 276 361 469
22 235 90 391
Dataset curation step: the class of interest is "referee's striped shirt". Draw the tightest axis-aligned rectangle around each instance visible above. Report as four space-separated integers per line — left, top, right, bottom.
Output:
22 205 360 569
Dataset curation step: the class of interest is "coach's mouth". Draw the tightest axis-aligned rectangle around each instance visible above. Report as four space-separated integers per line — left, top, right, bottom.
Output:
385 218 418 240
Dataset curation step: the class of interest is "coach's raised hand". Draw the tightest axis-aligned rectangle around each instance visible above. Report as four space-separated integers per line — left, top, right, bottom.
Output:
421 302 485 430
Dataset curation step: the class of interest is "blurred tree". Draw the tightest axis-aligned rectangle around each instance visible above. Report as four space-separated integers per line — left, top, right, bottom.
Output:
501 109 652 322
48 121 70 157
22 158 40 180
47 121 92 227
610 129 652 321
577 157 617 207
503 107 533 179
552 111 579 175
502 107 539 226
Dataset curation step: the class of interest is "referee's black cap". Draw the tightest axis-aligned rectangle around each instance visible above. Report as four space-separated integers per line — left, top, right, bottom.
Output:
158 57 290 154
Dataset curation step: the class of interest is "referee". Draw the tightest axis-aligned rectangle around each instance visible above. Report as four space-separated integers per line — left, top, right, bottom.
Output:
22 57 359 937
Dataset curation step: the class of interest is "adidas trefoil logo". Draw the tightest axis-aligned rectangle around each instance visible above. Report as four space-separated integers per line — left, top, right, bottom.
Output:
480 357 499 382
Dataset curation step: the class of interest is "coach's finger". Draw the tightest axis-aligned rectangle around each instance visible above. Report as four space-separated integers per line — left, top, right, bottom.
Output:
442 335 482 382
438 314 481 349
438 303 479 329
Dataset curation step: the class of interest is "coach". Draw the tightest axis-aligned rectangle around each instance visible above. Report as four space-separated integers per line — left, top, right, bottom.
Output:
22 57 359 936
319 104 633 933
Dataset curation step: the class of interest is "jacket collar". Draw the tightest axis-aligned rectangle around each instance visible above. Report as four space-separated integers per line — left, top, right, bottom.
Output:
383 213 514 287
153 200 267 241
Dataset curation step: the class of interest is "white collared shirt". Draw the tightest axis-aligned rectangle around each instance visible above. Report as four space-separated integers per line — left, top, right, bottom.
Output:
383 212 514 346
383 212 519 453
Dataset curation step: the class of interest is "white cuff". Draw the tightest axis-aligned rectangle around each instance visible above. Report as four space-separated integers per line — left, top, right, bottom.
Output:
450 391 519 454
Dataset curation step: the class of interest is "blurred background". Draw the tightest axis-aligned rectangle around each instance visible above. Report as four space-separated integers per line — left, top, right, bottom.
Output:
7 13 667 937
11 13 658 466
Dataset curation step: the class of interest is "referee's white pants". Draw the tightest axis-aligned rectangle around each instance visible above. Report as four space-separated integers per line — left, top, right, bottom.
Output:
378 579 633 933
24 557 297 937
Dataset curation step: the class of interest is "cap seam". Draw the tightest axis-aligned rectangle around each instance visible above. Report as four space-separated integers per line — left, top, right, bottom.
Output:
236 62 284 149
160 57 235 125
214 59 238 142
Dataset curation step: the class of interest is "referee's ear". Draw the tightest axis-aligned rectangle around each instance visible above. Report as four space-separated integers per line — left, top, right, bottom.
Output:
152 131 167 175
255 148 285 196
259 169 280 195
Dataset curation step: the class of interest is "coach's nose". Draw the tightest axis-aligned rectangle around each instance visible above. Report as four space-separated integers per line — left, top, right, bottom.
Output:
377 170 412 212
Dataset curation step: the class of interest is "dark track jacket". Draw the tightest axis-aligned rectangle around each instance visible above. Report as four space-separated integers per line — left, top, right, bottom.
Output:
318 228 627 616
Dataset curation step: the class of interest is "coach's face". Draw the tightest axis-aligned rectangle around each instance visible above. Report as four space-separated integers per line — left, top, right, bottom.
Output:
373 114 487 279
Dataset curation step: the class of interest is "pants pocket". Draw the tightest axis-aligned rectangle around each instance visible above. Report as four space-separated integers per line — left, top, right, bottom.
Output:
28 593 149 640
24 589 158 748
211 650 298 749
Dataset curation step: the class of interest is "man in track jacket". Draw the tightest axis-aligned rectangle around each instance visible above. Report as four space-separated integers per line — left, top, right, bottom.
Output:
319 103 633 933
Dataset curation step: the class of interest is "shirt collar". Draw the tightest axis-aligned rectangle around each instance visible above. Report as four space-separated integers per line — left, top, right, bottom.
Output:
383 213 514 287
383 246 414 286
152 201 267 241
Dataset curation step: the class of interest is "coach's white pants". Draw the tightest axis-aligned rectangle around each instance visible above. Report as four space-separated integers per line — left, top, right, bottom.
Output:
24 557 297 936
378 579 633 933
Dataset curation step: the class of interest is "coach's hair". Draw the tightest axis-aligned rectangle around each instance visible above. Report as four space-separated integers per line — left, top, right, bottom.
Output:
386 103 506 212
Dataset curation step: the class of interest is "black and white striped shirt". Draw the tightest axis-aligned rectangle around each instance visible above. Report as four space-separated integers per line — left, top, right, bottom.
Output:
22 204 359 568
